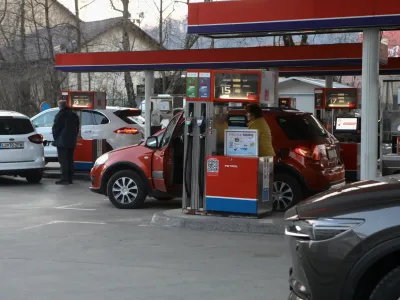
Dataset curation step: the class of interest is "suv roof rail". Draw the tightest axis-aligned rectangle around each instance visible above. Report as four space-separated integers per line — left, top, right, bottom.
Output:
229 104 299 111
261 107 300 112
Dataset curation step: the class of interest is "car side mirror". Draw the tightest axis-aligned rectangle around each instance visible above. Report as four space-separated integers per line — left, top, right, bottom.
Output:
146 136 158 148
43 140 49 146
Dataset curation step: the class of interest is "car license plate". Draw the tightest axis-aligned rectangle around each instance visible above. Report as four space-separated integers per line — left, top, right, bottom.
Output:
0 142 24 149
328 149 337 159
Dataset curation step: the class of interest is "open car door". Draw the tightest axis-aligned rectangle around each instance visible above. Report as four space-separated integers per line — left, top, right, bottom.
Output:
151 113 183 192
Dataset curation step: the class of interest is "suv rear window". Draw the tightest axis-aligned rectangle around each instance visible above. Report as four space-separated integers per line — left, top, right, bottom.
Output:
0 117 34 135
114 109 141 125
277 114 327 140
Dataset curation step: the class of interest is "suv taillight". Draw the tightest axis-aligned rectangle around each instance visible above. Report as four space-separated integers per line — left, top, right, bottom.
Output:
28 134 43 144
114 127 139 134
295 145 325 161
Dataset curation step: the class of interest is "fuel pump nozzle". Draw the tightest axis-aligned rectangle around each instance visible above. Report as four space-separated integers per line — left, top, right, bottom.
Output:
197 116 206 139
197 108 207 139
185 112 194 137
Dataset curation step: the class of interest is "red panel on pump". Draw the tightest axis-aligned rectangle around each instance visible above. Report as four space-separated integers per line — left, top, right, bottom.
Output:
206 156 258 199
74 138 93 163
205 156 259 214
339 143 358 171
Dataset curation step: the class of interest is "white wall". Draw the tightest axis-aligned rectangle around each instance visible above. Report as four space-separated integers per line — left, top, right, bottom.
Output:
278 80 316 114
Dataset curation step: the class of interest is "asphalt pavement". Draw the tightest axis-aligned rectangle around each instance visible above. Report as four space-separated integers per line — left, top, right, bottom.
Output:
0 176 290 300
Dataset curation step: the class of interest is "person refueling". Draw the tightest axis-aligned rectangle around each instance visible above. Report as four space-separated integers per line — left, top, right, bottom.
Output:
245 103 275 157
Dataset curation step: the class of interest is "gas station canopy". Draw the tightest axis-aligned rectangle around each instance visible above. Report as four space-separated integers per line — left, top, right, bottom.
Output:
55 43 395 73
279 57 400 77
187 0 400 37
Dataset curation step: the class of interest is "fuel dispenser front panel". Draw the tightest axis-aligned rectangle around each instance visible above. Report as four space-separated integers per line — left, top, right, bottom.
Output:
205 156 259 214
61 90 108 172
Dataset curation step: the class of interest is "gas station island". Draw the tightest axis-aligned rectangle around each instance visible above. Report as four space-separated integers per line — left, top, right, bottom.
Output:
54 0 400 217
182 70 275 216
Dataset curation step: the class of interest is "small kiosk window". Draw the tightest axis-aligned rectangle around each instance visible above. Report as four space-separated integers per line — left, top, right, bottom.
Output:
158 101 171 111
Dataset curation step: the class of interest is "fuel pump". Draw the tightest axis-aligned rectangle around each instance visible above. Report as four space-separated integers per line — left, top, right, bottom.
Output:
61 90 108 171
278 97 296 109
314 88 360 181
182 69 276 217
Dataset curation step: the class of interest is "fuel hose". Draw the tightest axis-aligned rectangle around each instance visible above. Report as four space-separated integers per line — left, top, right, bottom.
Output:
198 135 205 201
184 134 193 198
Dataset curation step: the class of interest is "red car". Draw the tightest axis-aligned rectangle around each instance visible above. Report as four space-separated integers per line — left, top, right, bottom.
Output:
90 108 345 211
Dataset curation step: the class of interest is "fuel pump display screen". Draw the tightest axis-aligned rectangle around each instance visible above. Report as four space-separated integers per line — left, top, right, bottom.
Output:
326 89 357 108
335 117 358 131
214 73 259 101
70 93 93 108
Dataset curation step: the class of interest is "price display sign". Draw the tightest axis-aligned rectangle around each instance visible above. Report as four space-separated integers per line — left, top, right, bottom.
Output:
326 89 358 108
214 72 259 101
70 92 93 108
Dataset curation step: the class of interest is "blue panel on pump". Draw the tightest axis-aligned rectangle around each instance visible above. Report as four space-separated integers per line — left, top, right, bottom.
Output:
205 196 258 214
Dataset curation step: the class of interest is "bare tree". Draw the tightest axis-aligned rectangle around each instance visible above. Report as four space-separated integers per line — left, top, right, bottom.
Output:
0 0 77 115
74 0 82 90
148 0 176 92
110 0 136 107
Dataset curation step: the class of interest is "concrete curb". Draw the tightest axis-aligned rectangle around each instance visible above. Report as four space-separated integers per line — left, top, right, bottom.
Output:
151 209 285 235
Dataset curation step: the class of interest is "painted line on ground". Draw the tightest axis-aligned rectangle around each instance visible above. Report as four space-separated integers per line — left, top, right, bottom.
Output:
21 221 57 230
52 221 106 225
55 203 82 209
54 207 96 211
21 220 106 230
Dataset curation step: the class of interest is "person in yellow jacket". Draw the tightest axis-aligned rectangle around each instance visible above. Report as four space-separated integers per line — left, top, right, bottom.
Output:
245 103 275 157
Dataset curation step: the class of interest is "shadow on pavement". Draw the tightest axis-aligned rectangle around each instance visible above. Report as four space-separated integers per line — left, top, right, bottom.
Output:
143 198 182 210
0 176 32 186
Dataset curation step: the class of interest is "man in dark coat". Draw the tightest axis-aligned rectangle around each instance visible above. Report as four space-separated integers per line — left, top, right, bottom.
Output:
52 100 80 185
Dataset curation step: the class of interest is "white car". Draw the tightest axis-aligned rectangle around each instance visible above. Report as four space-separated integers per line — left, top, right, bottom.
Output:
0 111 46 183
31 107 143 162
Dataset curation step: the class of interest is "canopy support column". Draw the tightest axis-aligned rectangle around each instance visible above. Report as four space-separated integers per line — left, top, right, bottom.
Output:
144 71 154 139
360 28 380 180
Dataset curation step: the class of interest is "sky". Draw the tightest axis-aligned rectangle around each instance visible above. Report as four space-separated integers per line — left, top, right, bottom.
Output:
59 0 188 28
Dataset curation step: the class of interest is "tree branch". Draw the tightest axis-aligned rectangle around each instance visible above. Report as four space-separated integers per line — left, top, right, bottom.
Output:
0 0 7 25
80 0 97 10
109 0 123 13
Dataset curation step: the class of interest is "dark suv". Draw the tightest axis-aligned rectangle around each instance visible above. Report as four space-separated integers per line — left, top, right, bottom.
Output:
90 108 345 211
285 176 400 300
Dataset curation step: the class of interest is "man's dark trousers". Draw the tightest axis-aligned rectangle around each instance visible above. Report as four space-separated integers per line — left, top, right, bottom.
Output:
57 147 75 183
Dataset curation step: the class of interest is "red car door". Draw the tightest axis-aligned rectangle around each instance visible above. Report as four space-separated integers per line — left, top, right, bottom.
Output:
152 113 182 192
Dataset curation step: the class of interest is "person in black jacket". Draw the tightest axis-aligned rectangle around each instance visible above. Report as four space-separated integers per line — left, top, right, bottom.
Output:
52 100 80 185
